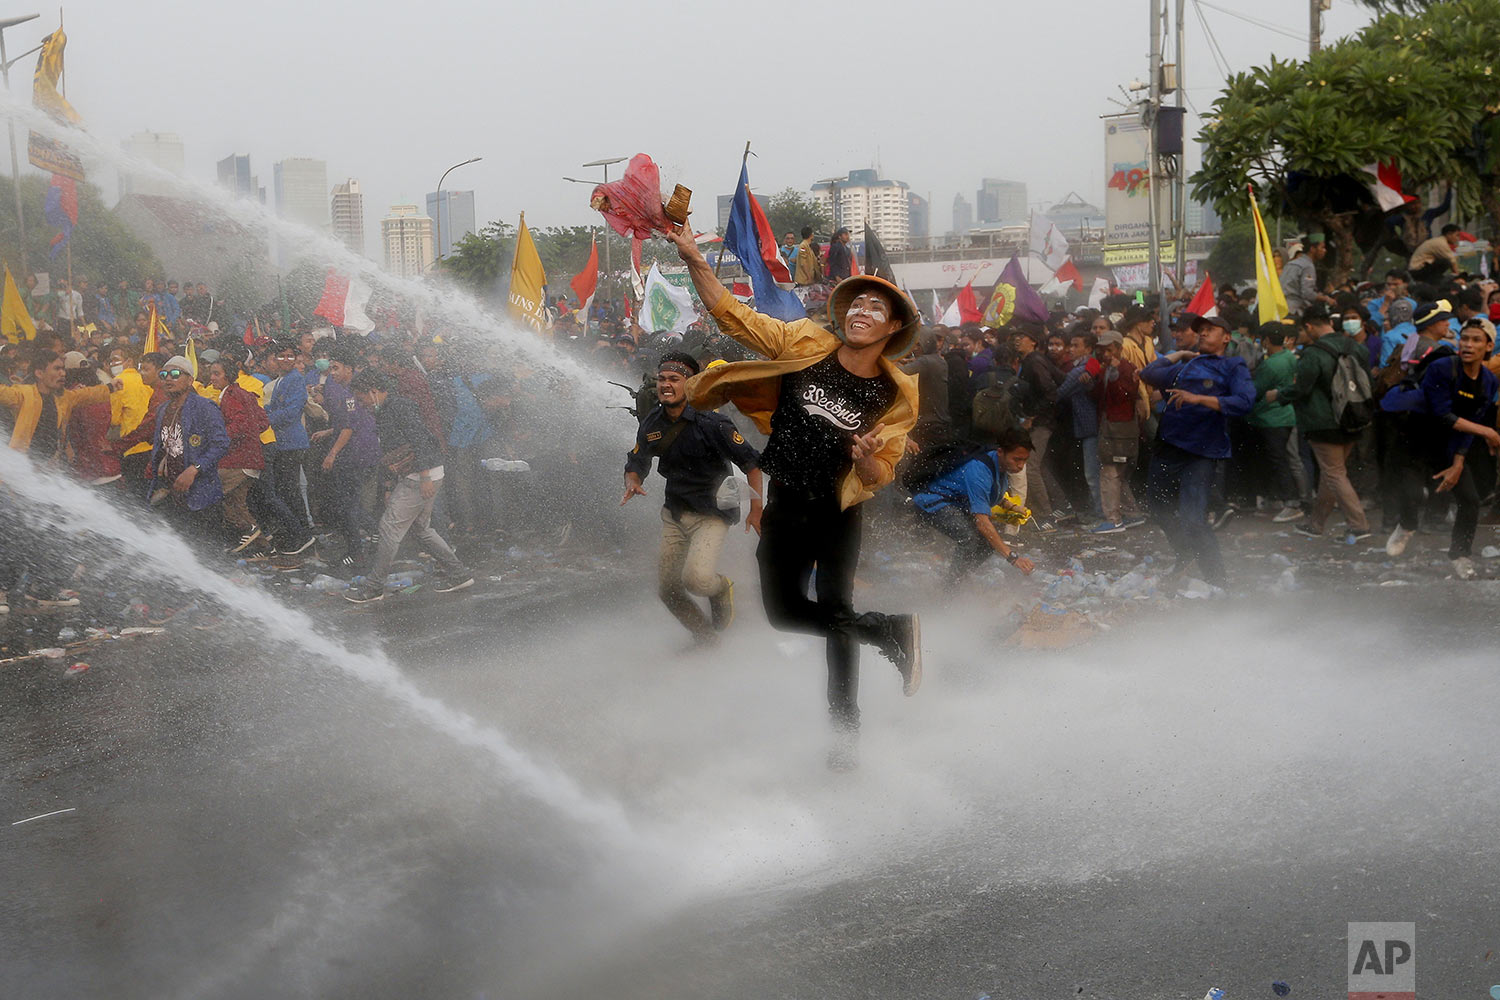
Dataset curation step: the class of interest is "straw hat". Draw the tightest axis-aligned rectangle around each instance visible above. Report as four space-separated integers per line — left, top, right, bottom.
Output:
828 274 920 358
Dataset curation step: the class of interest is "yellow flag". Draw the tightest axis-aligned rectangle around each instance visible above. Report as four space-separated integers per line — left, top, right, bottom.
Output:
144 302 169 354
1248 184 1288 324
185 337 199 379
506 213 550 334
32 29 79 124
1 264 37 343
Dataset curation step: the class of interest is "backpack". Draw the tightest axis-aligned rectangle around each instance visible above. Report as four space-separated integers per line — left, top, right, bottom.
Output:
1378 344 1456 415
1312 340 1375 433
970 371 1020 438
899 439 990 495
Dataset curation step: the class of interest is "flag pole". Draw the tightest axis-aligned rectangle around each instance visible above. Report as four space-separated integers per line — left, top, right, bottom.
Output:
714 140 751 279
57 6 75 346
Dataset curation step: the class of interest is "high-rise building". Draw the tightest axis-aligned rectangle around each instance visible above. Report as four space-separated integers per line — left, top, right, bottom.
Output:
424 189 476 259
907 192 930 242
810 168 911 246
274 158 330 232
217 153 265 203
381 204 433 278
119 131 185 199
330 179 365 256
716 194 734 232
976 178 1027 225
952 194 974 235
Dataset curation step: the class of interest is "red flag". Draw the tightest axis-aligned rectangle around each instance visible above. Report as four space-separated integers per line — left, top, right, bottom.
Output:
957 282 983 325
313 269 351 325
1186 272 1218 319
730 281 752 297
570 236 599 307
243 319 256 347
746 191 792 284
1052 258 1083 292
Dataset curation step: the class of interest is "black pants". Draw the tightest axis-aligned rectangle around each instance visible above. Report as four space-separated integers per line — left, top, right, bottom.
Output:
1444 462 1482 559
756 484 876 729
120 451 152 504
917 504 992 584
327 463 375 566
1253 425 1299 504
269 448 312 540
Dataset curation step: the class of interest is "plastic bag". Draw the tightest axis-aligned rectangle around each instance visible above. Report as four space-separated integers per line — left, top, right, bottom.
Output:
590 153 669 241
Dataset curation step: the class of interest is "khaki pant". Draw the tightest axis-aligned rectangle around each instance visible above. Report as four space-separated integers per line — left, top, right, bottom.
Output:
218 468 256 533
658 507 729 636
1099 461 1142 523
1308 438 1369 533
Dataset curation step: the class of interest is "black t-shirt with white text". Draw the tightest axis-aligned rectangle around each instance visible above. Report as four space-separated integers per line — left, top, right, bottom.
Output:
758 351 896 495
30 393 59 460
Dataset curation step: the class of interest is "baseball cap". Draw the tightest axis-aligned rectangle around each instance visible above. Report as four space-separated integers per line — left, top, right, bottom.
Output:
62 350 90 370
1413 301 1453 328
1189 313 1231 333
1096 330 1124 347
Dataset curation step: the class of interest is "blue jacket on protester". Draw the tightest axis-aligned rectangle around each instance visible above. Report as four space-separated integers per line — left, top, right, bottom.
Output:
1141 352 1256 459
1056 357 1101 440
1420 355 1499 461
149 392 231 511
264 368 310 451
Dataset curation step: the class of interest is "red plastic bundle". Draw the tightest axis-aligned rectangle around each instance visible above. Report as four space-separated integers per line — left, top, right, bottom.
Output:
590 153 670 240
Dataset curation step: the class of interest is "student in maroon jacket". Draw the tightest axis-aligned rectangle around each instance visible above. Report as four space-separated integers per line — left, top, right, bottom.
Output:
208 357 270 552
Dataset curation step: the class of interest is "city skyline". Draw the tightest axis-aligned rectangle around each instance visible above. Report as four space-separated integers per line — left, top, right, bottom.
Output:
38 0 1376 261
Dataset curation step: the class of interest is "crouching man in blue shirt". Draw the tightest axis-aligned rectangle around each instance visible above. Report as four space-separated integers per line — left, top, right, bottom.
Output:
1140 314 1256 588
912 430 1038 584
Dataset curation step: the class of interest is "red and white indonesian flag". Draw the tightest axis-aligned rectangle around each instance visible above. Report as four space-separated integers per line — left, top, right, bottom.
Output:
1186 271 1217 319
1029 214 1070 271
1039 258 1083 295
1088 276 1111 311
312 268 375 334
570 236 600 329
1362 161 1415 213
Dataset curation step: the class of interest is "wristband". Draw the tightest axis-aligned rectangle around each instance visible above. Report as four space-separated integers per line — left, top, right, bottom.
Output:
1005 551 1019 564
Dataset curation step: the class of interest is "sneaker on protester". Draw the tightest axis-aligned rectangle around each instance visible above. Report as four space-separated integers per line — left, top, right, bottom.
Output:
229 526 263 554
1294 523 1322 538
1089 520 1125 534
433 569 476 594
1121 515 1148 529
875 613 922 696
1385 526 1415 557
1347 530 1373 542
1272 505 1305 523
1211 505 1238 530
1452 556 1477 580
343 583 386 604
278 535 316 556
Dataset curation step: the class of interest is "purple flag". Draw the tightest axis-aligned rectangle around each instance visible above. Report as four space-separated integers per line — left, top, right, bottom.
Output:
981 256 1050 328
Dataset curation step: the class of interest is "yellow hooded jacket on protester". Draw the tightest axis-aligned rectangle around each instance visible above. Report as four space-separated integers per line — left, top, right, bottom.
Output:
686 293 918 511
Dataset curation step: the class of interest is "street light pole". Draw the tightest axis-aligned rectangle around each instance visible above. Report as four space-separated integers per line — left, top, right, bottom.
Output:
0 14 40 278
433 155 481 267
564 157 626 303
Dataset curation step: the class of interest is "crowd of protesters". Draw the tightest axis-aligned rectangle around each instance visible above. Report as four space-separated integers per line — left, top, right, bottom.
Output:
3 225 1498 620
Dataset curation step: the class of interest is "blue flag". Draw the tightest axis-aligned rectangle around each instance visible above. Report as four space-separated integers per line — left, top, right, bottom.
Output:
723 162 805 322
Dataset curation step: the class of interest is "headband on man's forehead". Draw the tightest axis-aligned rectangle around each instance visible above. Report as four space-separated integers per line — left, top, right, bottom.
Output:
658 360 695 377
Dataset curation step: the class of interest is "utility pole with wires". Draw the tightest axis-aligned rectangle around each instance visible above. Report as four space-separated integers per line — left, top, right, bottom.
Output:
1310 0 1325 54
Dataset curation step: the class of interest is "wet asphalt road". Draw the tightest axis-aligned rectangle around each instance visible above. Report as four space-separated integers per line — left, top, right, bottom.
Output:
4 524 1500 1000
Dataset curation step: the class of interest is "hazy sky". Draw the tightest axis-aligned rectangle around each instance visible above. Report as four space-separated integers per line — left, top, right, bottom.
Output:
13 0 1378 247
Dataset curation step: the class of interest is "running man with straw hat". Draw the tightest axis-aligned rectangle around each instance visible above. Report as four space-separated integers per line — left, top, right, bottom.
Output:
665 222 921 770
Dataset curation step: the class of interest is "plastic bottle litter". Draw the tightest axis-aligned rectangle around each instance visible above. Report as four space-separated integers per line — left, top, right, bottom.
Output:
1481 545 1500 559
65 662 89 676
480 458 531 472
34 647 66 659
1179 578 1221 599
1271 982 1291 997
1267 553 1293 568
1204 989 1226 1000
308 575 348 593
384 569 425 588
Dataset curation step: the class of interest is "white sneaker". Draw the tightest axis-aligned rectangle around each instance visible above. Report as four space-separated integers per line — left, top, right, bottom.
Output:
1385 526 1415 557
1452 556 1477 580
1272 506 1305 523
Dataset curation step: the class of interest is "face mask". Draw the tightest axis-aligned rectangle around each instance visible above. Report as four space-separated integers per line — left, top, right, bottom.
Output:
314 358 331 373
109 363 124 376
1342 319 1362 335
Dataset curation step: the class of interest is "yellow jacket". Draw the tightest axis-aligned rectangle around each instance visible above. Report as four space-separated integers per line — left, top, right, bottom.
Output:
197 372 275 444
111 367 155 457
1121 332 1158 421
1 382 113 452
687 294 918 510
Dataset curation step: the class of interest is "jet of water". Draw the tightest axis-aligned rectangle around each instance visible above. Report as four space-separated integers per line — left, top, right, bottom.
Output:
0 448 639 846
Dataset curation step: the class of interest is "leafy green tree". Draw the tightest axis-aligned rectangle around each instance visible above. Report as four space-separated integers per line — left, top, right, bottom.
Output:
436 221 512 301
0 174 161 283
762 187 832 241
1194 0 1500 285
